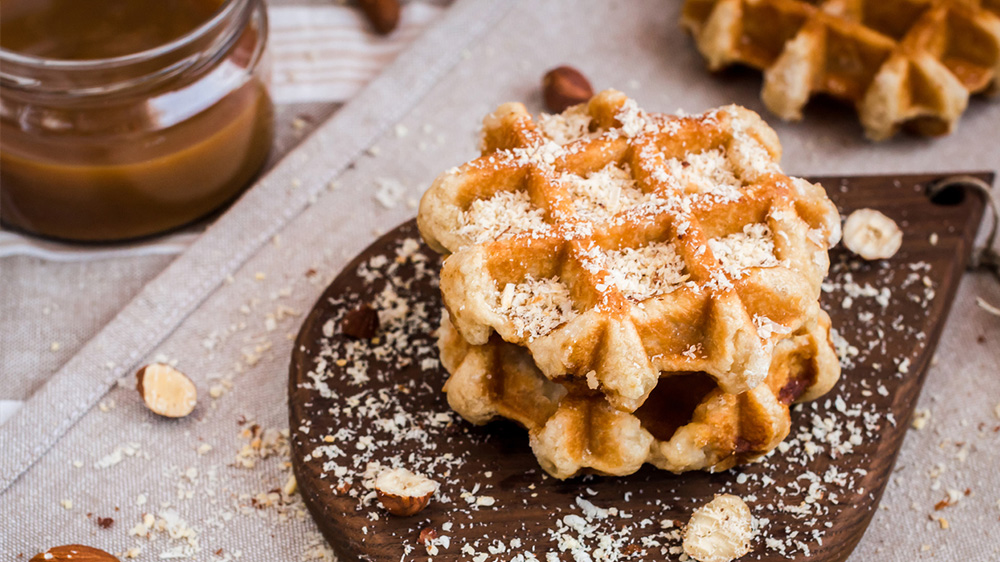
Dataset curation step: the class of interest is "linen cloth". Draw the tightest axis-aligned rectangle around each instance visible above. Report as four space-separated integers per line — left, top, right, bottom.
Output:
2 1 999 560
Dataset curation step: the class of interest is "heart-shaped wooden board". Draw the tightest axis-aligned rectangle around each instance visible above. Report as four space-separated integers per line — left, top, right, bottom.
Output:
289 172 991 561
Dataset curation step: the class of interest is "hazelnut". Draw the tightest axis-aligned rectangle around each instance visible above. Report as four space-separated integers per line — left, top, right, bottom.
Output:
358 0 400 35
418 527 438 545
842 208 902 260
542 66 594 113
136 363 197 418
31 545 120 562
374 467 438 516
340 303 380 339
682 494 755 562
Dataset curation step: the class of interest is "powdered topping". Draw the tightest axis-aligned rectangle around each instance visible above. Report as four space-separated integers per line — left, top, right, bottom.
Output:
600 242 689 301
660 149 742 197
495 275 577 340
709 223 780 279
560 163 645 222
615 97 652 137
457 190 550 245
725 116 780 181
537 106 594 145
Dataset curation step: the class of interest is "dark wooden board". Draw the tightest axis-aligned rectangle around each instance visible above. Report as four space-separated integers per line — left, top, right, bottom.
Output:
289 172 991 561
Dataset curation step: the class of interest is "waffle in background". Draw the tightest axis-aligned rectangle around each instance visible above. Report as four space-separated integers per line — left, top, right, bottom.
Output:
682 0 1000 140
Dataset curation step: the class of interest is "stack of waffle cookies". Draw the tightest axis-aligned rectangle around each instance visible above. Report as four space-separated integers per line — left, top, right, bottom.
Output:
682 0 1000 140
418 90 843 479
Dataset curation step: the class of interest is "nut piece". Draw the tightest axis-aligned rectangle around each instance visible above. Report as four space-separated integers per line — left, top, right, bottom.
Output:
542 66 594 113
374 467 438 516
682 494 755 562
31 545 120 562
136 363 197 418
358 0 400 35
418 527 438 545
341 303 380 339
842 208 902 260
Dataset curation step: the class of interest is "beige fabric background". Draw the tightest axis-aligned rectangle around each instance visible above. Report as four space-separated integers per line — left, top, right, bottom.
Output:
2 0 999 560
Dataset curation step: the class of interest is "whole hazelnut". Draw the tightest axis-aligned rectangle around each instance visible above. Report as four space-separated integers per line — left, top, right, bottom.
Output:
543 66 594 113
358 0 400 35
31 545 119 562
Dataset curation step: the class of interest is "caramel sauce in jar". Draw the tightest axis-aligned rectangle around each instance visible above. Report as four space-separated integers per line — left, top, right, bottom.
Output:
0 0 274 242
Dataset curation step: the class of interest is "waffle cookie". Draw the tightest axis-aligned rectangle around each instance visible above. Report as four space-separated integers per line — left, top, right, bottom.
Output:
682 0 1000 140
418 91 841 412
439 312 840 478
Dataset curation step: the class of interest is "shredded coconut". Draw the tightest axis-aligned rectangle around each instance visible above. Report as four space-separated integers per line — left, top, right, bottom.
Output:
661 149 742 197
615 98 647 137
562 163 644 222
537 106 594 145
602 242 689 301
495 275 578 340
458 190 550 244
709 223 779 279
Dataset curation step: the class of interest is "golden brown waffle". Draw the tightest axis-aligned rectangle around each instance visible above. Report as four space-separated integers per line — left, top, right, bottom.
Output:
439 311 840 478
419 91 841 412
681 0 1000 140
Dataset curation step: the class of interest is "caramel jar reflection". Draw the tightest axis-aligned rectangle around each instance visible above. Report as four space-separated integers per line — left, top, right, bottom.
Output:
0 0 274 242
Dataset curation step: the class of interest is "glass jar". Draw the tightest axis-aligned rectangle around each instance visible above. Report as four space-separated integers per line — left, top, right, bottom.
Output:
0 0 274 242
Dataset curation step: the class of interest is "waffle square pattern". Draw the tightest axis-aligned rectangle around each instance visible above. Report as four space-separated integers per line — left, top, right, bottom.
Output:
682 0 1000 140
439 310 839 478
419 90 842 415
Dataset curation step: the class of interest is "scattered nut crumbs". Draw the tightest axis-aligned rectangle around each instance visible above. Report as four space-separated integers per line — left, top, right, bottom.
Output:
912 408 931 430
374 177 407 209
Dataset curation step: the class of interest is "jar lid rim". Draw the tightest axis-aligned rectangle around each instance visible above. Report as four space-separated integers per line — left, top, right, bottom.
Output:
0 0 248 70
